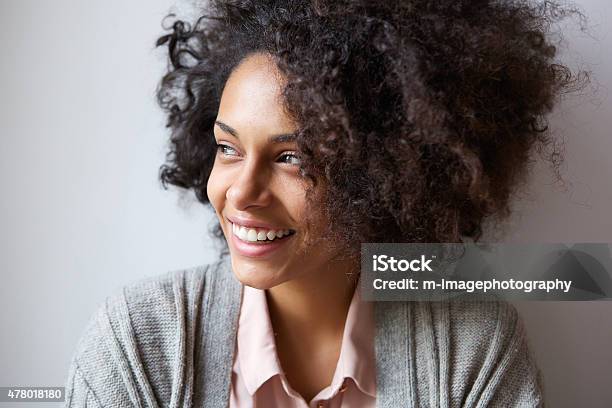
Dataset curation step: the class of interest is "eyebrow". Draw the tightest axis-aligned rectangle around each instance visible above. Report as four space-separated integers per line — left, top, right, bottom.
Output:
214 120 296 144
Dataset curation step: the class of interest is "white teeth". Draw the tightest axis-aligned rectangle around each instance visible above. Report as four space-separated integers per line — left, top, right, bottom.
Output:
231 222 293 243
238 226 248 240
247 229 258 242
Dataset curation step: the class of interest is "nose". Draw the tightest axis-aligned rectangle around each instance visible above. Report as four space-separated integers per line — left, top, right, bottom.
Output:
226 157 273 210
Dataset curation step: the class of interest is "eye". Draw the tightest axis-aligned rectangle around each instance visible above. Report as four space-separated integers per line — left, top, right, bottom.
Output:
216 143 239 157
278 152 301 166
216 143 299 165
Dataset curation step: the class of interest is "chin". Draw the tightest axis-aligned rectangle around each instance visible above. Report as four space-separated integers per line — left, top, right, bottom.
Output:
229 256 286 290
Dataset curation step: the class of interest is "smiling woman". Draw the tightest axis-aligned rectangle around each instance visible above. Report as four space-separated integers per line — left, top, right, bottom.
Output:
63 0 586 407
208 53 365 403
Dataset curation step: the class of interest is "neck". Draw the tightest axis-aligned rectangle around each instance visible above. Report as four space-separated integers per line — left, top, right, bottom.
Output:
265 256 359 344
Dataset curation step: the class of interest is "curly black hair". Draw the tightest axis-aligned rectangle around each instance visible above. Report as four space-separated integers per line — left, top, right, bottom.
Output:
156 0 587 260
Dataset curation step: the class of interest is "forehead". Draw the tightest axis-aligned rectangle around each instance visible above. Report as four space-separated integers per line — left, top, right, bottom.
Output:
217 53 296 133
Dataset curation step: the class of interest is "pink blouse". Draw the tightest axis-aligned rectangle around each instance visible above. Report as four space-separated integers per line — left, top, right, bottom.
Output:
229 282 376 408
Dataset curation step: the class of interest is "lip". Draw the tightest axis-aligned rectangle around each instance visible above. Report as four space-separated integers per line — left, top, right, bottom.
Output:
226 214 292 231
228 220 295 258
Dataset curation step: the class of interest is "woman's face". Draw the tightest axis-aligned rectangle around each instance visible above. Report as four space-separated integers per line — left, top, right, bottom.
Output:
207 52 339 289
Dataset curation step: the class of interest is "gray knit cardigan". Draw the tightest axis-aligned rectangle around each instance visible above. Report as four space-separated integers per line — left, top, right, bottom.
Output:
64 256 544 407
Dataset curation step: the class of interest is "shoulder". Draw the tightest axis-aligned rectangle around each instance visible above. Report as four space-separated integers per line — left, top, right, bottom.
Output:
71 260 217 356
376 297 523 345
64 259 230 407
375 299 543 407
425 298 522 345
417 299 543 407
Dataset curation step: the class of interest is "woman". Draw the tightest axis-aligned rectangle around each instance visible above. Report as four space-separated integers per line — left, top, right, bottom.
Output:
64 0 584 407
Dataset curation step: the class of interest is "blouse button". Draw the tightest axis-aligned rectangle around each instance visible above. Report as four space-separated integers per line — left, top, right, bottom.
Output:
317 402 325 408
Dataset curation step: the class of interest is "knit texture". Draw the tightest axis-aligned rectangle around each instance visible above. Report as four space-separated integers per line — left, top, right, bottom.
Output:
64 256 544 407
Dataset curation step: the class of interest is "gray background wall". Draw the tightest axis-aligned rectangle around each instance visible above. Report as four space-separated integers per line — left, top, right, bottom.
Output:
0 0 610 407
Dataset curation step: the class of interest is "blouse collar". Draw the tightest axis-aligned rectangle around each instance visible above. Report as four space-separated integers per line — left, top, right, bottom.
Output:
235 279 376 398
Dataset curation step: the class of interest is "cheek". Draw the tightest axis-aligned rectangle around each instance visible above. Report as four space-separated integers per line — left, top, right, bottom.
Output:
279 179 307 220
206 162 225 211
287 185 327 242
